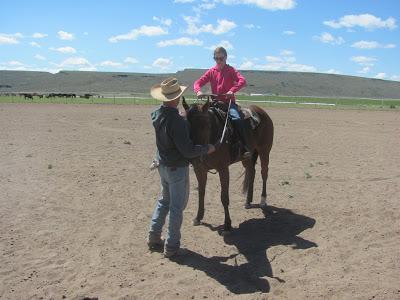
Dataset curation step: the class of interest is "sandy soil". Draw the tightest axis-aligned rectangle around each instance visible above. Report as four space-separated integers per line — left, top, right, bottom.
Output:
0 103 399 300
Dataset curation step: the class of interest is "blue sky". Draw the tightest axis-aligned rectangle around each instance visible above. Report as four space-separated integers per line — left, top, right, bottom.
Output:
1 0 399 81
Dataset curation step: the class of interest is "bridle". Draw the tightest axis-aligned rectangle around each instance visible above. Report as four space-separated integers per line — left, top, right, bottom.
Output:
190 93 234 174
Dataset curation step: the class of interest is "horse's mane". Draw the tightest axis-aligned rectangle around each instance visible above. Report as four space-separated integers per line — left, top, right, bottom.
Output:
187 102 225 144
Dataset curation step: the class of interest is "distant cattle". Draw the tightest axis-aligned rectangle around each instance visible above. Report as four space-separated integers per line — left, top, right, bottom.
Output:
81 94 93 99
21 93 33 100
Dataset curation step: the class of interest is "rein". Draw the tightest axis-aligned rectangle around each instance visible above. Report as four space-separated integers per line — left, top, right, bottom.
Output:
190 94 233 175
219 99 232 144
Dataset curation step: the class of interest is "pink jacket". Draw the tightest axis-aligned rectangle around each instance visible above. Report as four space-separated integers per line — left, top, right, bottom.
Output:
193 64 246 103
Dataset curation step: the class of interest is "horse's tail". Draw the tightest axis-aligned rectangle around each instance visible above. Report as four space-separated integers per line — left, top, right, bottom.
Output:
242 151 259 194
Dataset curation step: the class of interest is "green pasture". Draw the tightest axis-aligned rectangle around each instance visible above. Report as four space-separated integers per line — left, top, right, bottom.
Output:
0 94 399 110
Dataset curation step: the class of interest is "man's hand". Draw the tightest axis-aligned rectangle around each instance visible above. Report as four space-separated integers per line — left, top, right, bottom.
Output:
226 90 234 95
196 91 204 97
179 110 187 118
207 144 216 154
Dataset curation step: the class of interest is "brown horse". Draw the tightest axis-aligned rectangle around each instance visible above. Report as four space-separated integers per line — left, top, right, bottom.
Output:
182 96 274 233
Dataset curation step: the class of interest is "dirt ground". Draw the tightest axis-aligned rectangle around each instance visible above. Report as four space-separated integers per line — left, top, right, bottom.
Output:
1 103 399 300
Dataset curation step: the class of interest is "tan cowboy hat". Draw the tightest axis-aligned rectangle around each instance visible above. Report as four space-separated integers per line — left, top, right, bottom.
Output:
150 77 187 102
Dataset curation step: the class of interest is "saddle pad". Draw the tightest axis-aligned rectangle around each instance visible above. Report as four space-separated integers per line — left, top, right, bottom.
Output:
241 108 260 129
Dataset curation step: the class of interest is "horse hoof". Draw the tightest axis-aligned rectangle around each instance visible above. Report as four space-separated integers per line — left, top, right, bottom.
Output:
193 219 201 226
244 203 252 209
260 196 267 208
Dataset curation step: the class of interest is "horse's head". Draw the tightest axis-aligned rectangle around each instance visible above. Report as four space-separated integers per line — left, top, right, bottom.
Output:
182 97 211 144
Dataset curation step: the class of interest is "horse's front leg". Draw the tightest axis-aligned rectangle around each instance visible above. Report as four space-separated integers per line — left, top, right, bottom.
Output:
193 166 207 226
218 167 232 233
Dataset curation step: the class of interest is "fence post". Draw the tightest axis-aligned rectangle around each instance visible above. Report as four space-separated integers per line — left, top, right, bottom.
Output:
113 95 116 104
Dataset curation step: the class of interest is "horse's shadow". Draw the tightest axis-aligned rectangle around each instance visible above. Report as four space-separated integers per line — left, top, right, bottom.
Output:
172 206 317 294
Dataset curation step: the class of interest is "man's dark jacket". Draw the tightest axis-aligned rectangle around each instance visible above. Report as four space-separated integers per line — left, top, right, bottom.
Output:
151 105 209 167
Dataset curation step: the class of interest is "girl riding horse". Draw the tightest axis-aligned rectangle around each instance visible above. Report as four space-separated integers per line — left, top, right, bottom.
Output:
194 46 251 158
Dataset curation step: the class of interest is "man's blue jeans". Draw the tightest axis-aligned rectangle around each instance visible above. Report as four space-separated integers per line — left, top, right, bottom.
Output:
149 164 189 251
229 102 249 150
229 102 241 121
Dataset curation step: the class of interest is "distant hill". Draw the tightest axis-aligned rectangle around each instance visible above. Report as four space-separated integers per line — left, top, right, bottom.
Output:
1 69 400 99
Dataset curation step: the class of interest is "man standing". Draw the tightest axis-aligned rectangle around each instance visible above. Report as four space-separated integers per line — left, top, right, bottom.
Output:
148 77 215 258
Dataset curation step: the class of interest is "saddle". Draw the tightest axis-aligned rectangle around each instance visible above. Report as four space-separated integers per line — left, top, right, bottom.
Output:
240 108 261 130
210 101 261 130
210 101 260 163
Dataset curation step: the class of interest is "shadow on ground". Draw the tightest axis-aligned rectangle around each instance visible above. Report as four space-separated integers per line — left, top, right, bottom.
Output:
172 205 317 294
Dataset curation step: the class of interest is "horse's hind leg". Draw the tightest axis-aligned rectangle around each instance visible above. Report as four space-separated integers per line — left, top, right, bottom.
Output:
242 151 258 209
259 148 271 208
218 167 232 233
193 168 207 226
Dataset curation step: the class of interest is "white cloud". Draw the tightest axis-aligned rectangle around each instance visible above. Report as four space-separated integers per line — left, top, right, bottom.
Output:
351 56 377 66
109 25 168 43
240 52 316 72
391 75 400 81
239 60 255 69
84 32 89 36
32 32 48 38
193 1 217 12
57 30 75 40
152 57 173 69
184 16 237 35
60 57 91 67
325 69 341 74
265 56 281 63
244 24 261 29
124 57 138 64
324 14 397 30
280 49 294 56
0 33 21 44
219 0 296 10
198 2 216 10
34 54 46 61
7 60 24 66
351 40 396 49
30 41 41 47
374 73 386 79
206 40 234 50
266 54 295 63
0 35 19 44
314 32 345 45
358 66 371 74
50 46 77 54
283 30 296 35
0 61 30 71
158 37 203 47
174 0 195 3
99 60 122 67
153 16 173 26
0 62 63 73
266 62 316 72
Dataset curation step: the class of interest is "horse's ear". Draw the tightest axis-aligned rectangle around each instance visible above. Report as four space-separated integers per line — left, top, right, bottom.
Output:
182 96 189 111
202 98 210 112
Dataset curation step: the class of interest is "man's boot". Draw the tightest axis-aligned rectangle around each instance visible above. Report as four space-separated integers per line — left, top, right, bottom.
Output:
233 119 252 160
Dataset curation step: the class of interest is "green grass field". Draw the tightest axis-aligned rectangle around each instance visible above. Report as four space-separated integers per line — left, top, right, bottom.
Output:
1 95 399 110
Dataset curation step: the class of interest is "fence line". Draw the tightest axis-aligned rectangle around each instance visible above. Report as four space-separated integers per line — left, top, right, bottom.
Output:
0 93 398 109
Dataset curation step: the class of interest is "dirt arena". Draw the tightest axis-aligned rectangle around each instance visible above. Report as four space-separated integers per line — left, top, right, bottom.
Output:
1 103 399 300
